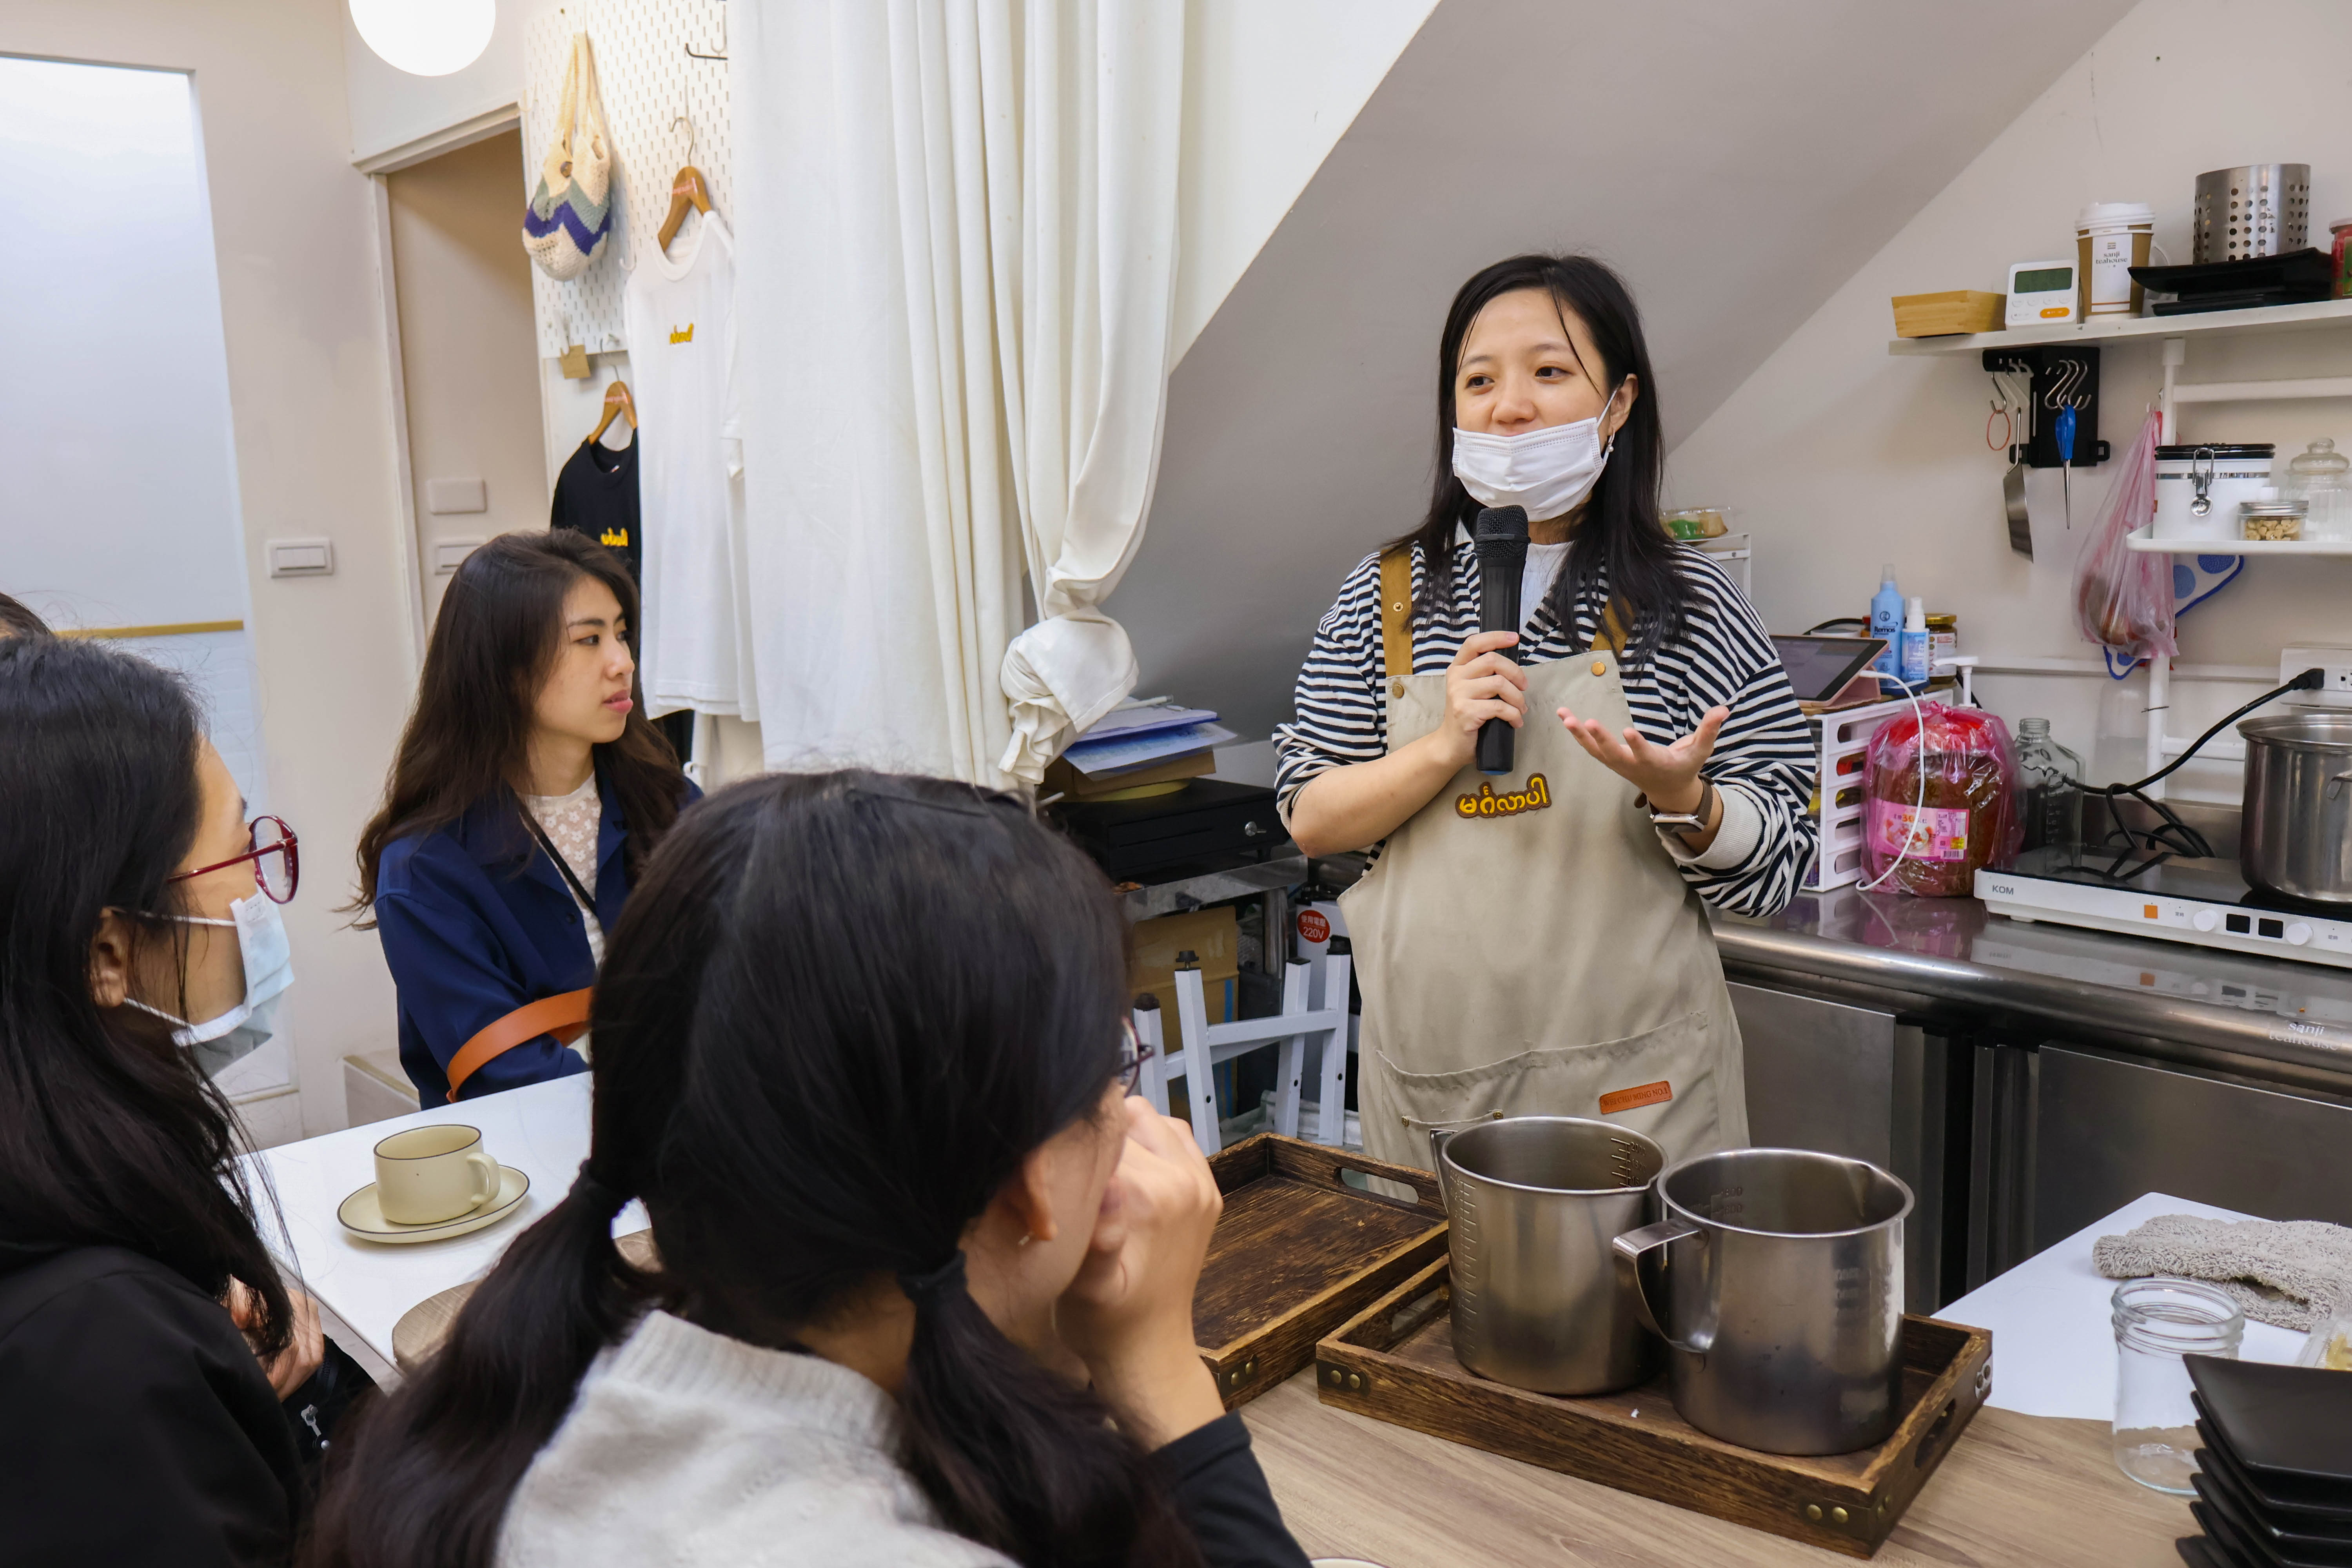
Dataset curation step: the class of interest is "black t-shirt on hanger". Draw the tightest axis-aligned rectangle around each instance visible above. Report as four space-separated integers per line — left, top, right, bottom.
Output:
550 434 641 582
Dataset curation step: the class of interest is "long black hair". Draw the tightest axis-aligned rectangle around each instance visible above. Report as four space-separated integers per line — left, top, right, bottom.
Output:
1390 252 1693 664
349 530 683 918
0 636 294 1351
309 772 1202 1568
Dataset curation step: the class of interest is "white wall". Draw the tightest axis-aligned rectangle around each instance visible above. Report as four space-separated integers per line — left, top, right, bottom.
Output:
5 0 423 1141
1668 0 2352 803
1116 0 2136 745
386 129 548 628
1175 0 1438 359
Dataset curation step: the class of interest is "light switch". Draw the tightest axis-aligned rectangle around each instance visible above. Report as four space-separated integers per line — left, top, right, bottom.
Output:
425 477 488 514
432 538 484 575
267 539 334 578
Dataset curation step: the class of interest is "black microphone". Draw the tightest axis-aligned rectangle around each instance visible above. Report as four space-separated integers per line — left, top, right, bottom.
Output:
1474 505 1530 776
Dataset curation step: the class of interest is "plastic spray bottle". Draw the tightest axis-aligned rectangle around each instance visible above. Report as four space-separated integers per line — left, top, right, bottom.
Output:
1869 566 1904 676
1898 596 1930 687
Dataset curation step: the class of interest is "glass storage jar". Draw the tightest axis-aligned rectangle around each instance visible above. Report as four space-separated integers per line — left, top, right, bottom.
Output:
2284 438 2352 541
2112 1277 2243 1495
2014 718 2084 855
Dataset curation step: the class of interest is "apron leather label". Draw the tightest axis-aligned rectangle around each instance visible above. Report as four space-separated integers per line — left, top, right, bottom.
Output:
1599 1079 1673 1115
1455 774 1552 820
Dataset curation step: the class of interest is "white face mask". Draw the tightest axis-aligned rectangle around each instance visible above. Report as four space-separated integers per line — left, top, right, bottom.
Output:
1450 385 1622 522
125 893 295 1058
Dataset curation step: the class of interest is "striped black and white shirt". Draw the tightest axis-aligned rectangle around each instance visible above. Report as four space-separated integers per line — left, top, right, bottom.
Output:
1272 535 1817 918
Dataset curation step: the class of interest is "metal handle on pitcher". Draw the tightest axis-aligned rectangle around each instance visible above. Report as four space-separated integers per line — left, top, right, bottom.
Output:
1612 1219 1710 1354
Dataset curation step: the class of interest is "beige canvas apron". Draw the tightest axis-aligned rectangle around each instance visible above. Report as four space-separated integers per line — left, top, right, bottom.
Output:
1343 551 1749 1172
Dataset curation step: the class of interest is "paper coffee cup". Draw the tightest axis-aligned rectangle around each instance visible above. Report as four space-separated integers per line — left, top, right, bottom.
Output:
375 1123 501 1225
2078 202 2156 317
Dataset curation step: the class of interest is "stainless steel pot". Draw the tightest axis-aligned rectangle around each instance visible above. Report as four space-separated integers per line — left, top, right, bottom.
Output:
2240 712 2352 906
1612 1147 1911 1455
1434 1116 1666 1396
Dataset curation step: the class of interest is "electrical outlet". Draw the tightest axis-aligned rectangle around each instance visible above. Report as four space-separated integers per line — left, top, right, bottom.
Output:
2281 647 2352 700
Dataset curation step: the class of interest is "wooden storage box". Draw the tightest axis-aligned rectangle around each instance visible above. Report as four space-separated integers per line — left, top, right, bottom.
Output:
1891 290 2005 338
1313 1256 1992 1557
1196 1134 1448 1408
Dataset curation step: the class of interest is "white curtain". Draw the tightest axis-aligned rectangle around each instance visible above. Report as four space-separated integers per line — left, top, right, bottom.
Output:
732 0 1184 787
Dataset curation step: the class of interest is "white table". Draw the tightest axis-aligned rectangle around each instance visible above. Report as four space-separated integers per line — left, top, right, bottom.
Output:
1938 1191 2307 1421
243 1074 618 1386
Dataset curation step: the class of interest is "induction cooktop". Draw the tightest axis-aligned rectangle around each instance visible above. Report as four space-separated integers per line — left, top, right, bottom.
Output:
1977 846 2352 970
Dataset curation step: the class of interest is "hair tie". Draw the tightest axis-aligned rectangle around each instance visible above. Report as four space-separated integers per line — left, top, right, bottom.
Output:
897 1250 967 1308
572 1162 630 1220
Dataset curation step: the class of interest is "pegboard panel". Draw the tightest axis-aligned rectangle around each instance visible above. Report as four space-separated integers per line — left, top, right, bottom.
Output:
522 0 733 358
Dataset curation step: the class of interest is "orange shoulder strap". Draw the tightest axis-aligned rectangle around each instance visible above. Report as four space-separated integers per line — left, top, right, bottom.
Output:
445 988 593 1103
1377 547 1413 684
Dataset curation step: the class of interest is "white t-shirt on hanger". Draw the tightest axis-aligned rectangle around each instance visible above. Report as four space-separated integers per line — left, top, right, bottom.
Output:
624 212 758 723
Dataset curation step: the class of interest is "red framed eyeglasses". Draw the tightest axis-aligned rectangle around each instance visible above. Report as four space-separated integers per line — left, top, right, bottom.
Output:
167 815 299 904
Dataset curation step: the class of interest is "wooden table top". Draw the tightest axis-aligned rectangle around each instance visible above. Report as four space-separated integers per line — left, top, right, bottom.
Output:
1243 1368 2194 1567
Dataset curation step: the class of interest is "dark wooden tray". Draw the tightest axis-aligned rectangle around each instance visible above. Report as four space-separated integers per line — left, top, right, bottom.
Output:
1313 1256 1993 1557
1196 1134 1449 1409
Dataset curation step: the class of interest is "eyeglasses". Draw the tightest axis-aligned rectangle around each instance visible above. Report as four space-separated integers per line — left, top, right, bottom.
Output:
1116 1016 1156 1096
167 815 299 905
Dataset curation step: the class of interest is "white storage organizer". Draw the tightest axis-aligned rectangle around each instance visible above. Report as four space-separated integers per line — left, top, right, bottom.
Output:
1804 696 1913 890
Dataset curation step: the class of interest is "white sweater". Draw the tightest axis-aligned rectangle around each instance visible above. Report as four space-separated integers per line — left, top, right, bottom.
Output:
498 1309 1014 1568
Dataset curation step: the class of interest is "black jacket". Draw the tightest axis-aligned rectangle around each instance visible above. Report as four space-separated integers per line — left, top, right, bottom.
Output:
0 1241 300 1567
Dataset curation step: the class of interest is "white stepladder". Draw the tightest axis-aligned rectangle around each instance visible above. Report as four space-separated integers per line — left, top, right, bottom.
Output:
1131 951 1354 1155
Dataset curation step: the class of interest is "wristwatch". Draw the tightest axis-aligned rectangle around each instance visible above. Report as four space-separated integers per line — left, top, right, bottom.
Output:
1641 779 1718 843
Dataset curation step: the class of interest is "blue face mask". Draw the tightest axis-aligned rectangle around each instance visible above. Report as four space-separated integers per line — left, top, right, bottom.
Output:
125 893 294 1059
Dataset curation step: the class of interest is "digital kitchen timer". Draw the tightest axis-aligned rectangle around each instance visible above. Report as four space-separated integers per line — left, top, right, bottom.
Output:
2005 260 2080 328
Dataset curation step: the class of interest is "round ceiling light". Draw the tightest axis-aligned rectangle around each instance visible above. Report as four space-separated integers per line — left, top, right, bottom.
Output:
349 0 496 78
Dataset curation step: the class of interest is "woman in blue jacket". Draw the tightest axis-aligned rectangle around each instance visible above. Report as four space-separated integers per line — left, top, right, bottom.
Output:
353 531 697 1103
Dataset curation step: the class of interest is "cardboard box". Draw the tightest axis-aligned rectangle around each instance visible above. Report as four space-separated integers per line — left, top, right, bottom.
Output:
1891 290 2005 338
1131 906 1238 1061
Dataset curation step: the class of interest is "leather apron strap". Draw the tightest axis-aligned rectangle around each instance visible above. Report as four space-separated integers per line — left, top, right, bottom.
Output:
445 989 593 1102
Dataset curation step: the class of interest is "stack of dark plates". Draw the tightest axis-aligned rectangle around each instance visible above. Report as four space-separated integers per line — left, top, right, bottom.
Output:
2177 1356 2352 1568
2130 250 2336 316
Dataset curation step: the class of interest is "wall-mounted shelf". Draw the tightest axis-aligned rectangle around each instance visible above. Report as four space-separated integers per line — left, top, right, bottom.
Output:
1887 296 2352 357
2125 527 2352 555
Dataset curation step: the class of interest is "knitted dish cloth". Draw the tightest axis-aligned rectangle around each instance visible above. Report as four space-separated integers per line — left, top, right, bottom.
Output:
2093 1213 2352 1332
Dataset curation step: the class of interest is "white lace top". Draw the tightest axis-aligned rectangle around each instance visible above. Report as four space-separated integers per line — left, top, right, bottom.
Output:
522 774 605 967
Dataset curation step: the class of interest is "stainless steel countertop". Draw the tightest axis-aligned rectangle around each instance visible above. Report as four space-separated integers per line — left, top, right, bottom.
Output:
1711 885 2352 1093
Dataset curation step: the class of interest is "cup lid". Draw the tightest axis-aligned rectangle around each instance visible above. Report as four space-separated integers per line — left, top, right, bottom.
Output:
2078 201 2155 228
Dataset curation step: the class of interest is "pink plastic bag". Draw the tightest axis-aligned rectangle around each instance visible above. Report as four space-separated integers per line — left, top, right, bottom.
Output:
1861 702 2022 897
2073 409 2174 667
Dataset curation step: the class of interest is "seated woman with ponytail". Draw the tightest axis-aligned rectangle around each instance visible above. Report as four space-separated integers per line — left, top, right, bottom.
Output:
310 772 1310 1568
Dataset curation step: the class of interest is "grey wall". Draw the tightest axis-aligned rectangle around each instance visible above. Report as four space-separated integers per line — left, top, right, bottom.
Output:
1110 0 2137 742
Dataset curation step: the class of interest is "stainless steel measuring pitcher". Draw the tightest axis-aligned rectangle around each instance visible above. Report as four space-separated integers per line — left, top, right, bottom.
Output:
1612 1147 1912 1455
1434 1116 1667 1396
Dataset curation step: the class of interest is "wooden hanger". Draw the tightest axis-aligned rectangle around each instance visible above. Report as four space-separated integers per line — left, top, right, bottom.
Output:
588 379 636 445
656 114 714 255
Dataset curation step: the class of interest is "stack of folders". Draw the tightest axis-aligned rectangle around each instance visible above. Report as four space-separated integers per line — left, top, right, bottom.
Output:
1044 698 1240 803
2178 1355 2352 1568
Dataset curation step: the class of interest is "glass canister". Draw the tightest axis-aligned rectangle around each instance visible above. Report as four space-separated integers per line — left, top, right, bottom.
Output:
2284 439 2352 541
2014 718 2084 855
2112 1277 2243 1494
2239 491 2307 541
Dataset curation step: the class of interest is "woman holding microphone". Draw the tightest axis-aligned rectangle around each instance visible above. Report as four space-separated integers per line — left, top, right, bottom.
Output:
1275 254 1813 1170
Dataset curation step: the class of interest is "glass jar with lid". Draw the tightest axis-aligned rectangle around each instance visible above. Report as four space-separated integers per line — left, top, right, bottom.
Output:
2284 438 2352 541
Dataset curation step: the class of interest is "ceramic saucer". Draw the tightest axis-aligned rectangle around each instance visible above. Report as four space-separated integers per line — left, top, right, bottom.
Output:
338 1166 530 1244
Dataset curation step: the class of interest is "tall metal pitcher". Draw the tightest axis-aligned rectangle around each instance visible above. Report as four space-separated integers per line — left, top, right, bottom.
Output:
1435 1116 1666 1395
1613 1147 1912 1455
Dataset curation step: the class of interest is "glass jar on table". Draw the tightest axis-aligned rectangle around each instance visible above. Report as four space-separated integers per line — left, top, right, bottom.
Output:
2111 1276 2243 1494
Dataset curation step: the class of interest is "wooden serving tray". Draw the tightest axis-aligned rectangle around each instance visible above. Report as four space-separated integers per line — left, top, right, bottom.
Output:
1313 1256 1993 1558
1196 1134 1448 1409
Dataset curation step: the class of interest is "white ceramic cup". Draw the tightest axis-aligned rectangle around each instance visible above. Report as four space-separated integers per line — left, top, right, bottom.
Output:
374 1124 501 1225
